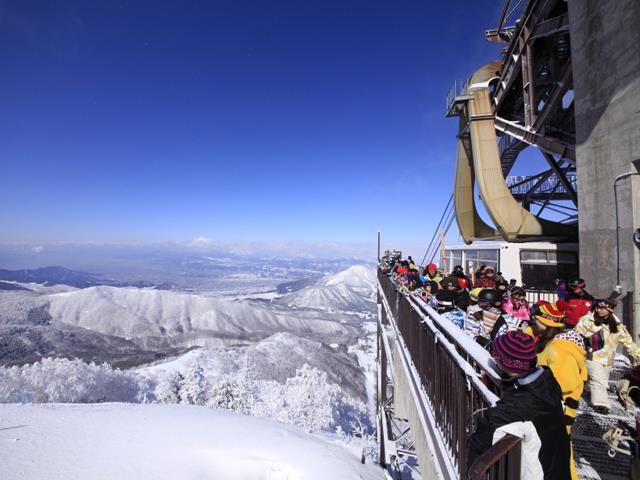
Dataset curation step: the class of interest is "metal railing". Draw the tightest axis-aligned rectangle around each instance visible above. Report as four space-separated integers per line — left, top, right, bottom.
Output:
468 434 522 480
506 173 577 196
524 289 558 304
446 79 470 114
378 270 521 479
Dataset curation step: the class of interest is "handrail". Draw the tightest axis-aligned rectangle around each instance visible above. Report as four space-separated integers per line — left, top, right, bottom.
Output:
406 291 501 403
407 294 503 388
467 434 521 480
378 269 525 478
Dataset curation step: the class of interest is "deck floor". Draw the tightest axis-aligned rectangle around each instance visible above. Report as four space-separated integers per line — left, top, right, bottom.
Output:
574 358 637 480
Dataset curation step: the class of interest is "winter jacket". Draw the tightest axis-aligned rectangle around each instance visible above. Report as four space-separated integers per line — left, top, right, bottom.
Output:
440 275 460 289
476 307 504 339
425 272 442 284
576 312 640 366
464 305 483 337
441 308 466 330
502 296 530 323
468 367 571 479
474 276 497 289
537 329 587 431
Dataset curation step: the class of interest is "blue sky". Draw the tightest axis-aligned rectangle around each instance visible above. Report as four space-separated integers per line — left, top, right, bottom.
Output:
1 1 504 252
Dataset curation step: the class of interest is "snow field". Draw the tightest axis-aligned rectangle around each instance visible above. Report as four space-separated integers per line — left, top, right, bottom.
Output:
0 403 385 480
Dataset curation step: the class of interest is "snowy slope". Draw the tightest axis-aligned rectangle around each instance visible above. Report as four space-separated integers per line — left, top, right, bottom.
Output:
323 265 376 292
278 265 376 312
46 286 357 346
279 283 372 312
0 403 385 480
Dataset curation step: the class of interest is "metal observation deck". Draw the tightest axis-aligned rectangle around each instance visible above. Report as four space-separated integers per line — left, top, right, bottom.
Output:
376 270 521 479
376 269 636 479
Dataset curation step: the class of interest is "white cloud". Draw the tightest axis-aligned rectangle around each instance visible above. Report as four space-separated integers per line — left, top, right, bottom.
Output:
31 245 45 253
188 236 214 248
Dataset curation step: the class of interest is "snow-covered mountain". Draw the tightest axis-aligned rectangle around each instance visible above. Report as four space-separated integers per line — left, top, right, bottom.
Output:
46 285 360 349
278 265 376 311
0 265 376 367
322 265 376 292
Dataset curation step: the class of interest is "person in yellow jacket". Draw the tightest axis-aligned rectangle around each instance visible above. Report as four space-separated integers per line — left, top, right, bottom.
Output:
538 328 588 428
531 303 587 428
576 292 640 414
536 301 588 480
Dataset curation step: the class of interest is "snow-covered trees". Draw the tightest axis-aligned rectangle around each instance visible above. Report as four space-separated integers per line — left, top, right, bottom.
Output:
155 371 184 404
205 353 256 413
207 379 237 410
180 362 208 406
283 364 340 432
230 353 257 414
0 357 369 436
205 363 344 433
0 358 140 403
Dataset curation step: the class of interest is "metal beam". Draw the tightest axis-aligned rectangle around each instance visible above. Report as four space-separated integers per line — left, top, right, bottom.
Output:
532 59 573 133
521 26 537 128
493 0 562 110
531 13 569 39
508 169 551 189
541 152 578 205
535 180 561 218
523 170 554 199
494 116 576 162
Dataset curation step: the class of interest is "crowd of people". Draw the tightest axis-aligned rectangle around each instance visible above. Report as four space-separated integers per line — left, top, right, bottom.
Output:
380 253 640 479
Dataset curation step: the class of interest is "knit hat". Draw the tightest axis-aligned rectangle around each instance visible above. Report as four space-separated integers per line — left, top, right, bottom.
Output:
535 303 565 327
427 263 438 272
492 331 537 374
557 299 591 327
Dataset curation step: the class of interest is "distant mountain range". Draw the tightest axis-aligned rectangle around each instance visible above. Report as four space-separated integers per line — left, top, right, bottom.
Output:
0 265 376 370
0 266 167 289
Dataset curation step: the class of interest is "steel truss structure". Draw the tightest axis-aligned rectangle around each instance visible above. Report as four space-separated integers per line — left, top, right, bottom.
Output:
447 0 578 228
493 0 576 223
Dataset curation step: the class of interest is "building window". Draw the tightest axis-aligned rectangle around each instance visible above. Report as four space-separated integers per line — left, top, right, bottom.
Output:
520 250 579 290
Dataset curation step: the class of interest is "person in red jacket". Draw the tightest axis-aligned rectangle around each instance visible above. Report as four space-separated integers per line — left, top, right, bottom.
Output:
475 266 497 288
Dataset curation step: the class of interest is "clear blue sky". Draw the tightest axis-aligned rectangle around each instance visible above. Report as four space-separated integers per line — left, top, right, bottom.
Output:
1 1 503 248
